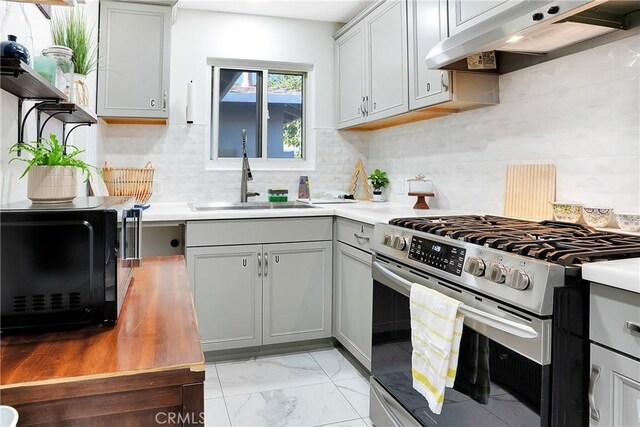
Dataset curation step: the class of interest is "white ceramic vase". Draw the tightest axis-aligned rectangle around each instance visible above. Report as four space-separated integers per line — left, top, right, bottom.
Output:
73 73 89 108
27 166 77 203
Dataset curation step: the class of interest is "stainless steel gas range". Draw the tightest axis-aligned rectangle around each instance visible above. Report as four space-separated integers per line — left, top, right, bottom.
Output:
369 215 640 427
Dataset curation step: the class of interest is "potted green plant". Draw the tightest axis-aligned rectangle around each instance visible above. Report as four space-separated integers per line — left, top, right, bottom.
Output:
51 7 96 108
9 134 94 203
368 169 390 202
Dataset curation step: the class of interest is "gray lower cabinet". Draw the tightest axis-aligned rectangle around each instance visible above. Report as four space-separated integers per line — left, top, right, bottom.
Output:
589 344 640 427
185 218 333 352
263 241 333 345
334 241 372 370
589 283 640 427
187 245 263 352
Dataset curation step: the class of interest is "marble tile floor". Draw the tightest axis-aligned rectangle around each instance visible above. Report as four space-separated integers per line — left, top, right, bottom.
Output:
203 347 372 427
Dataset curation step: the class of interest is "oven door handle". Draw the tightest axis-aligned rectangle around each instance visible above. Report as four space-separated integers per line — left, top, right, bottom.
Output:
373 261 539 339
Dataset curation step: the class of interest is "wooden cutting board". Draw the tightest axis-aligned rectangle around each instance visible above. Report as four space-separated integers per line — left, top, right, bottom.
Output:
504 164 556 220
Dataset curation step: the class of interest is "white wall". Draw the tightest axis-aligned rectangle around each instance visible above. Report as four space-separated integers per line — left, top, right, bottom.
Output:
365 34 640 216
0 1 99 204
100 9 369 202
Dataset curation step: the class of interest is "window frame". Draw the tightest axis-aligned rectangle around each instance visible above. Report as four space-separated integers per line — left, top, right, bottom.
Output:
206 58 315 171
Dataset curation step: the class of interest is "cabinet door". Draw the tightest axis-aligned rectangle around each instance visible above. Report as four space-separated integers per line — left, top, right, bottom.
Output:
186 245 262 351
447 0 524 36
263 241 332 345
97 1 170 118
408 0 452 110
334 242 372 370
335 23 367 128
366 0 408 120
590 344 640 427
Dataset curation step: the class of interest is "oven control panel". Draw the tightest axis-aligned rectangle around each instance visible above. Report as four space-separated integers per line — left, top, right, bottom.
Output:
408 236 466 276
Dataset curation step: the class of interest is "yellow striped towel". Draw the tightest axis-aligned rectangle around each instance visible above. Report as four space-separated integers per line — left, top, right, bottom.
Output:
410 283 465 415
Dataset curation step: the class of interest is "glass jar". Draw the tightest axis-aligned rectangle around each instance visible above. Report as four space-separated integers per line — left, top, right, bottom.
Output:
42 46 74 100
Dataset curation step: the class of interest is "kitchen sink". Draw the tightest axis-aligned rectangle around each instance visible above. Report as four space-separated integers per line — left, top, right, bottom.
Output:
188 201 318 211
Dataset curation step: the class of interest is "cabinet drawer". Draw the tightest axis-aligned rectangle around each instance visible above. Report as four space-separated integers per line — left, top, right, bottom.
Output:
186 217 332 247
335 218 373 252
590 283 640 357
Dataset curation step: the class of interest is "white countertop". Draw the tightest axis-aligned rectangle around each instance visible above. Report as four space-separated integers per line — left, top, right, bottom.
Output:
141 201 464 225
583 258 640 294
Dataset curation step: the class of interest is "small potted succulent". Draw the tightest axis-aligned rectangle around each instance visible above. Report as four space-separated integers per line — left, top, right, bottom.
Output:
9 134 93 203
368 169 390 202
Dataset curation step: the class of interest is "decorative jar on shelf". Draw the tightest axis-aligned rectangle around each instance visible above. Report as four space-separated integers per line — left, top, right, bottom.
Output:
0 35 30 65
42 46 74 100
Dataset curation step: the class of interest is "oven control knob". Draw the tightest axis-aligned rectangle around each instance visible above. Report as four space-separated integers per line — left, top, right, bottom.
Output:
506 269 531 290
485 263 507 283
382 233 392 246
392 235 407 251
464 257 486 277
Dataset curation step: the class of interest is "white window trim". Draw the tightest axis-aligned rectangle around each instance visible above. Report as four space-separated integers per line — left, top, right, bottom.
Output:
205 58 316 172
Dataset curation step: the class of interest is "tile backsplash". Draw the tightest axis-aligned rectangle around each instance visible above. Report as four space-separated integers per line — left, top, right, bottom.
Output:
99 35 639 213
99 125 368 202
366 35 640 215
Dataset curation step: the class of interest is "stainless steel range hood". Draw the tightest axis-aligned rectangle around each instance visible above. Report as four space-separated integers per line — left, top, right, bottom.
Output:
426 0 640 74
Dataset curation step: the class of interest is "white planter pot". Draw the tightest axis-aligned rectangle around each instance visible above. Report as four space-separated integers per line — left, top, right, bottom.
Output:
372 191 386 202
27 166 78 203
73 73 89 108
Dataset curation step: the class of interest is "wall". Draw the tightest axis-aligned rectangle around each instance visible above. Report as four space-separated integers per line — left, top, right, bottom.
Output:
100 9 369 202
0 1 99 204
365 34 640 215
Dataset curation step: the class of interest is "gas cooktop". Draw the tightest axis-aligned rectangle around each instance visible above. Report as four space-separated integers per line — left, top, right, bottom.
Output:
389 215 640 268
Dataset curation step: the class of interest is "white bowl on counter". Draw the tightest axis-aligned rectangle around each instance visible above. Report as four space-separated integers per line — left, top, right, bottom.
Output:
616 213 640 232
550 202 583 223
582 207 613 228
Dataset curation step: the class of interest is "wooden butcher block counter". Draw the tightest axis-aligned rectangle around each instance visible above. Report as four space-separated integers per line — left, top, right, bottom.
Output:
0 256 205 426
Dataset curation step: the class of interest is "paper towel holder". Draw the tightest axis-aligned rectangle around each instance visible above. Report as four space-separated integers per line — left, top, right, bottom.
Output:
186 80 195 124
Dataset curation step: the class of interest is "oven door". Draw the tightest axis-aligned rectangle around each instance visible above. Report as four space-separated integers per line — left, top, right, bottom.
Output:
371 255 551 427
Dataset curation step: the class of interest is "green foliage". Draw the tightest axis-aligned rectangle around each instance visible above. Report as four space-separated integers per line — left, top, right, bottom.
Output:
9 134 94 180
268 74 302 90
368 169 390 191
283 118 302 158
51 7 97 76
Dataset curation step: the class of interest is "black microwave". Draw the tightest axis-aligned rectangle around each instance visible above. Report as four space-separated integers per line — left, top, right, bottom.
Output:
0 197 142 333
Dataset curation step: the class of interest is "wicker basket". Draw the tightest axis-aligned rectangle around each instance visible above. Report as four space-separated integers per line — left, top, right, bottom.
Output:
102 161 155 204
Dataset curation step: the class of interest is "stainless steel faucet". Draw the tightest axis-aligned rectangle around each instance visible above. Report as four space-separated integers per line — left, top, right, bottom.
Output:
240 129 259 202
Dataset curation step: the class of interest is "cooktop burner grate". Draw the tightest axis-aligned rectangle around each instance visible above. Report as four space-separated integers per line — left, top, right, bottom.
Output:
389 215 640 267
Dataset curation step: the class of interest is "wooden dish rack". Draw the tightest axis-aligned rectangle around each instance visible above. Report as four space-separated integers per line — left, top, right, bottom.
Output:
102 162 155 204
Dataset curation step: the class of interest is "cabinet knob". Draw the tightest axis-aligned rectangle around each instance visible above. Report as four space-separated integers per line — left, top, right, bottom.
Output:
150 98 156 107
532 12 544 21
547 5 560 14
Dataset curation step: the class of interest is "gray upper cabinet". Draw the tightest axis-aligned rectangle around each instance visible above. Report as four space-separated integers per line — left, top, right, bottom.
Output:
446 0 523 36
366 0 408 120
336 24 367 128
334 0 408 129
97 1 171 119
408 0 451 110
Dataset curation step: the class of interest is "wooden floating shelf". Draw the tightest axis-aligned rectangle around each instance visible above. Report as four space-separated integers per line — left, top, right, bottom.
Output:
0 58 66 100
37 102 97 124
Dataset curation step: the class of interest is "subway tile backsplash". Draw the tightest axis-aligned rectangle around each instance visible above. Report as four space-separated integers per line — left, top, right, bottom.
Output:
100 125 369 202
